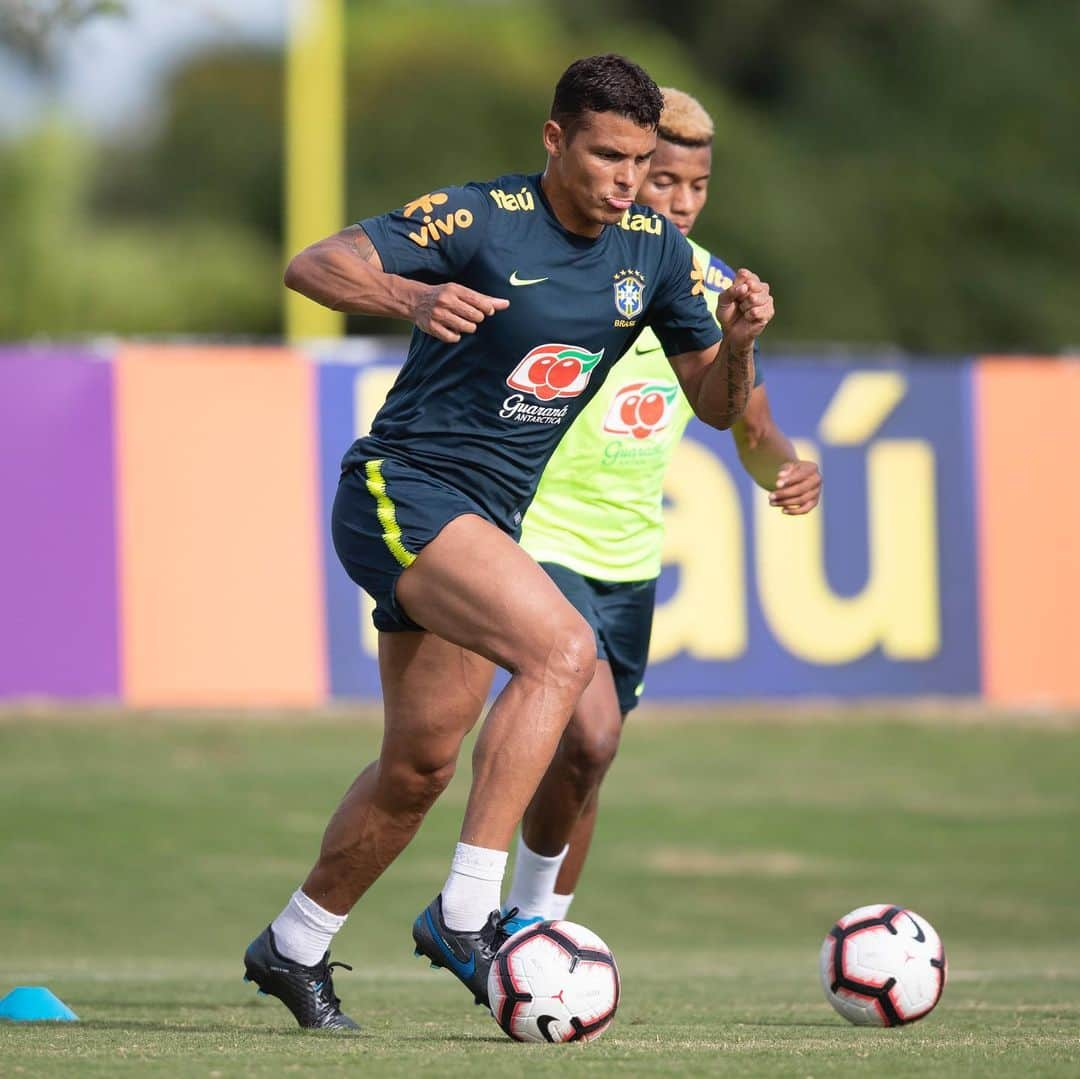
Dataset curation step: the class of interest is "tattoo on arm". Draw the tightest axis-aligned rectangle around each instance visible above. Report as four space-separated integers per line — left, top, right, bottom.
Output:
343 225 377 263
727 345 754 420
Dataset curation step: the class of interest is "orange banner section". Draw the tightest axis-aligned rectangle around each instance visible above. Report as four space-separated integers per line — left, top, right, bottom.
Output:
115 346 327 706
977 358 1080 706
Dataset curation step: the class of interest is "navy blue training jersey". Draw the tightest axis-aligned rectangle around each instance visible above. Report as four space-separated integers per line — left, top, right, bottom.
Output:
344 172 722 532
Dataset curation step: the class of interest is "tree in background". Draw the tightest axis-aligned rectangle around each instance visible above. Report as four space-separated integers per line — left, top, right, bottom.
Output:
1 0 128 69
0 0 1076 349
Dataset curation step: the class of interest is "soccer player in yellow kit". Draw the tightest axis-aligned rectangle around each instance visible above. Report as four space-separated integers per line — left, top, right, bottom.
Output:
505 88 822 922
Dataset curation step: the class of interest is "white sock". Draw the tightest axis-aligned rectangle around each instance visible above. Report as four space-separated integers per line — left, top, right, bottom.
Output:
441 842 508 931
549 892 575 921
270 888 347 967
505 837 569 919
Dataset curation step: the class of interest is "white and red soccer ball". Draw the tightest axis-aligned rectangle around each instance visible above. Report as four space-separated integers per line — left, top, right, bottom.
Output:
820 904 946 1026
488 920 620 1043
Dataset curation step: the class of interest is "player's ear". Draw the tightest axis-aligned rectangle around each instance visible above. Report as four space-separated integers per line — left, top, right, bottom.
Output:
542 119 566 158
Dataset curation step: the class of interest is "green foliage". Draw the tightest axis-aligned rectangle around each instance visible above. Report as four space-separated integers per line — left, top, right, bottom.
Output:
556 0 1080 351
1 1 1077 347
0 124 280 338
0 0 129 70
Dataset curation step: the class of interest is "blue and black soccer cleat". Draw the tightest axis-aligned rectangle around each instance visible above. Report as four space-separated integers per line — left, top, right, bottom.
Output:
411 895 541 1007
243 925 360 1030
499 908 545 938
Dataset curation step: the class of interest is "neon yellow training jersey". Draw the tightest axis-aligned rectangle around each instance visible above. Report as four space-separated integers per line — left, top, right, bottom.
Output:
520 238 761 581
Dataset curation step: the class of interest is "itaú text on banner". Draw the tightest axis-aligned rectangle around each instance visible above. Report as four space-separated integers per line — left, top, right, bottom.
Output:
319 355 981 701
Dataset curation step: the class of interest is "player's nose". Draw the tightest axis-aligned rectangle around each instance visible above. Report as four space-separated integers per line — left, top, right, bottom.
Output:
613 164 635 191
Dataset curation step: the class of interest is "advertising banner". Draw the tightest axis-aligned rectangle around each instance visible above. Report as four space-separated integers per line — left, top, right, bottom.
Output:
0 348 120 698
5 344 1073 707
317 350 981 699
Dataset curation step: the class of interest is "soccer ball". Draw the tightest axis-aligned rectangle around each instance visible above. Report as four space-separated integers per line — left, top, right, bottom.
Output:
487 920 620 1043
820 904 946 1026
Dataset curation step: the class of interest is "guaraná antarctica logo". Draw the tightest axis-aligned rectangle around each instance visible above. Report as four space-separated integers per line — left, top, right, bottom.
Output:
603 379 680 440
506 343 605 402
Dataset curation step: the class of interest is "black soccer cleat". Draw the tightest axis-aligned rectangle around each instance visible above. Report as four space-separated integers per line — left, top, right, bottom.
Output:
243 925 360 1030
411 895 536 1008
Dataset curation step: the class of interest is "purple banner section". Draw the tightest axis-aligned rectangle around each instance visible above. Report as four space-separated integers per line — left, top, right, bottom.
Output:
0 348 120 698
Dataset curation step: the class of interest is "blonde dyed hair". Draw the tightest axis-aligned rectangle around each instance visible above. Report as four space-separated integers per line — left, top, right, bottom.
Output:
657 87 714 147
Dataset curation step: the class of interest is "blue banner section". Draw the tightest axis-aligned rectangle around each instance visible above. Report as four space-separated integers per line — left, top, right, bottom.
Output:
318 349 980 699
648 358 980 697
318 348 404 698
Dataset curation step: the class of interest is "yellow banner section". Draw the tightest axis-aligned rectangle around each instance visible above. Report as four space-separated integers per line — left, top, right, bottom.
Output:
285 0 345 341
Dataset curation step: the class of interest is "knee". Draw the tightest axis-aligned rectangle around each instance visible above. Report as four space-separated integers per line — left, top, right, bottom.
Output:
541 619 598 695
560 717 620 787
380 752 457 815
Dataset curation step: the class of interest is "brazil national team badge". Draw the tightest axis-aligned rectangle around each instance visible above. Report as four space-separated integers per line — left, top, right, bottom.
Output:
613 269 646 319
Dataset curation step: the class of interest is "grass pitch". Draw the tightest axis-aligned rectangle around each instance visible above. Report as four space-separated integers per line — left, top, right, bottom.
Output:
1 707 1078 1076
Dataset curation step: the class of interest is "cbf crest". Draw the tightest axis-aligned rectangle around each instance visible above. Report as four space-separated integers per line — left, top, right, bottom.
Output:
613 268 646 321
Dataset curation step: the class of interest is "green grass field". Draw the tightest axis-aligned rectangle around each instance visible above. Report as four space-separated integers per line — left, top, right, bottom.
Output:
2 707 1078 1076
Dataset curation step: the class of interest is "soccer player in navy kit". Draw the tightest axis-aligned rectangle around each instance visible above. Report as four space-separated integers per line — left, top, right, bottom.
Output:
243 55 773 1029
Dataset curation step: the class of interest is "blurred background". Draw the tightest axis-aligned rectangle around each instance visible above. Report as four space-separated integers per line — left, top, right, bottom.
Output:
0 1 1078 707
2 0 1078 348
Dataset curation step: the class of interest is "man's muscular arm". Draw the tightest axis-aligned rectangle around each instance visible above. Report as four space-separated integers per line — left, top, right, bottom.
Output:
667 268 772 430
733 384 822 515
284 225 508 343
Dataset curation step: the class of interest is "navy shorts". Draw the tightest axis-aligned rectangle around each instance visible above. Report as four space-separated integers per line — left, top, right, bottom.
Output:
331 457 497 632
539 562 657 715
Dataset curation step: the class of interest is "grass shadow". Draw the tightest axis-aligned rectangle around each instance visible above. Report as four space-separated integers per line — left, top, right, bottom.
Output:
75 1019 364 1038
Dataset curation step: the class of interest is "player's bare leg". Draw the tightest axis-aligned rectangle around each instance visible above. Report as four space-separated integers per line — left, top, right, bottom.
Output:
248 513 596 1017
520 660 622 856
243 632 493 1029
554 786 601 896
507 661 624 918
393 514 598 855
301 632 496 914
296 513 594 917
396 513 597 1002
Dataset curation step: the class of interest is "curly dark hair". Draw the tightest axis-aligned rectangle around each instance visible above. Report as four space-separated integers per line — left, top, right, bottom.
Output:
550 54 664 139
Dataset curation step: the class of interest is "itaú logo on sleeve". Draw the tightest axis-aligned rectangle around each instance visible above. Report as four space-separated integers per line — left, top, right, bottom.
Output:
505 343 605 402
603 380 680 440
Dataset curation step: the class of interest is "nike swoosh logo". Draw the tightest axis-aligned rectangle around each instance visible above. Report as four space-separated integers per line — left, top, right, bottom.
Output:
509 271 548 287
424 909 476 979
906 913 927 943
537 1014 560 1042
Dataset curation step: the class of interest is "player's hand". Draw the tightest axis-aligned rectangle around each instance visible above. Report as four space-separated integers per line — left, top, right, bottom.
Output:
412 283 509 343
716 268 773 352
769 460 822 515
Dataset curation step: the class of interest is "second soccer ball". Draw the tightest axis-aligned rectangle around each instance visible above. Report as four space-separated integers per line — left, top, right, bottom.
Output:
820 904 946 1026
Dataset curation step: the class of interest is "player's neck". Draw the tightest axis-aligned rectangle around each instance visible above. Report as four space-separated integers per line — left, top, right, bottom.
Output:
539 170 604 240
